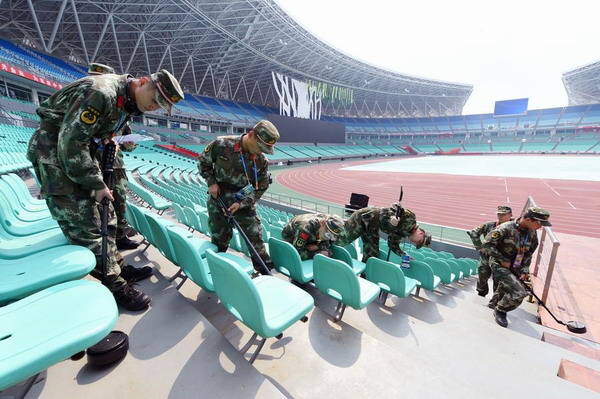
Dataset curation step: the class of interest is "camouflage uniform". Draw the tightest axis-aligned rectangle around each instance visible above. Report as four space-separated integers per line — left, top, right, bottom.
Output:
338 204 420 262
282 213 344 260
26 73 134 293
113 145 133 240
482 221 539 313
198 133 273 272
468 220 500 296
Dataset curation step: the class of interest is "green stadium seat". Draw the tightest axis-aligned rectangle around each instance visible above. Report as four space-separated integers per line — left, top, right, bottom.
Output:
204 249 314 363
269 237 314 284
365 257 418 304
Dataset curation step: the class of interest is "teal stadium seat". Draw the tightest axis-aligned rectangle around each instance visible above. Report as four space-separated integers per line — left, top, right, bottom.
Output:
313 254 380 322
365 257 418 304
0 245 96 304
269 237 314 284
331 245 366 275
204 249 314 363
0 280 118 391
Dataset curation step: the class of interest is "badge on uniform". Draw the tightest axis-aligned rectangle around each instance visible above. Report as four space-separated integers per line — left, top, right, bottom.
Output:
80 106 100 125
204 143 213 153
491 231 500 239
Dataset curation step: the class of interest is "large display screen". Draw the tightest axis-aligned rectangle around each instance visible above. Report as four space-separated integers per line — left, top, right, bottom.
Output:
494 98 529 116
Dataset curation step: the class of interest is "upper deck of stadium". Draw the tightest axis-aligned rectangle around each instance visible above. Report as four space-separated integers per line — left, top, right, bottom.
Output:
0 0 473 118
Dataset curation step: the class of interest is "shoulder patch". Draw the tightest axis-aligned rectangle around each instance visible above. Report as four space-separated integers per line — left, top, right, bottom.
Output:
295 238 305 247
299 232 309 241
204 143 213 153
491 231 500 239
80 106 99 125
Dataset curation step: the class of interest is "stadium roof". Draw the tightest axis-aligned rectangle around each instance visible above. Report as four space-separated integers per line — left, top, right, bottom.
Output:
1 0 473 118
562 59 600 106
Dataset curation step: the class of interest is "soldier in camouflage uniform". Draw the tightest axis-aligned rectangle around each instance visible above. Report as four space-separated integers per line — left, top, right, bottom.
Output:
482 206 551 328
198 120 279 273
282 213 345 260
338 203 432 262
26 68 184 311
468 205 513 297
87 63 139 250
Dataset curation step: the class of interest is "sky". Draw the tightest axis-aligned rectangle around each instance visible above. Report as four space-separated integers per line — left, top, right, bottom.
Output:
275 0 600 115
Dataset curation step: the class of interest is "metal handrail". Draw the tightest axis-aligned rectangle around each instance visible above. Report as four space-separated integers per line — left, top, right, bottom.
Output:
523 196 560 302
261 191 474 247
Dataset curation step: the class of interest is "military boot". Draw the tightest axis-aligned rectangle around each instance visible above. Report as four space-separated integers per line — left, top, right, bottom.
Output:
116 236 140 250
120 264 153 282
115 283 151 311
494 310 508 328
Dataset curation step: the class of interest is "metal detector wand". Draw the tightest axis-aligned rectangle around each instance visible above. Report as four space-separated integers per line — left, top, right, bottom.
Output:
100 141 117 283
511 270 586 334
216 195 272 276
387 186 404 262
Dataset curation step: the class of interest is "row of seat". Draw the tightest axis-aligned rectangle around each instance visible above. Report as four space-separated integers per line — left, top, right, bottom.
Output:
0 173 118 391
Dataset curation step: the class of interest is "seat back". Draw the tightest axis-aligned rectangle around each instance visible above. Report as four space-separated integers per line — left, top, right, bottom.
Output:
129 205 155 245
331 245 354 267
171 203 187 225
183 207 202 231
204 250 263 330
402 259 437 291
423 257 453 284
198 211 211 236
269 225 283 240
144 213 177 264
313 254 360 308
269 237 304 280
166 227 214 291
365 257 407 296
344 241 359 260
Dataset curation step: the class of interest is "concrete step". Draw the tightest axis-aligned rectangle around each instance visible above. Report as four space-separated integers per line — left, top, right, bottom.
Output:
24 245 285 399
303 281 600 398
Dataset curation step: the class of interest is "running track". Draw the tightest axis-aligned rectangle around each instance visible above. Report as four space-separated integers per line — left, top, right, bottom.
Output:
276 158 600 238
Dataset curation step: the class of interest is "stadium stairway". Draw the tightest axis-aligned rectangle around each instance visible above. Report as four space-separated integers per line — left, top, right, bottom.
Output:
11 171 600 398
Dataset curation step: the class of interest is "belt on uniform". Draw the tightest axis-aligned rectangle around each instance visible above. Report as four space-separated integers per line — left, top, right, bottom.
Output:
39 120 60 135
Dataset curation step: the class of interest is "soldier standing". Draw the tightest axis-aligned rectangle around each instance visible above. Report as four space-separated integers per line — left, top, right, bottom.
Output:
27 68 184 311
282 213 345 260
87 63 139 250
482 206 551 328
468 205 513 297
338 202 431 262
198 120 279 273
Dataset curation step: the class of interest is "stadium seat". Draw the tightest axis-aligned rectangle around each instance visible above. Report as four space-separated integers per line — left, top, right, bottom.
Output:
269 237 314 284
423 257 455 285
269 225 283 240
401 260 442 295
204 249 314 363
313 254 380 322
443 259 464 282
365 257 418 304
331 245 366 275
0 280 118 391
0 245 95 304
0 226 67 259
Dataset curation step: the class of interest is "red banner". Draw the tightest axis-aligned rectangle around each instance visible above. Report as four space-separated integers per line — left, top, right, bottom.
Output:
0 62 64 90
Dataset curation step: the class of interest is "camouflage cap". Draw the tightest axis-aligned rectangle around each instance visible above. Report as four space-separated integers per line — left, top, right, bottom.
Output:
88 63 115 75
496 205 512 214
151 69 184 116
416 230 432 250
325 215 345 236
526 206 552 226
253 120 279 155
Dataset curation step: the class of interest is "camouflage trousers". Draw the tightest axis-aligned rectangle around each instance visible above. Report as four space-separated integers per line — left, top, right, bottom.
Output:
337 212 380 262
476 255 498 296
45 192 128 294
207 192 273 272
113 169 129 240
489 265 527 313
281 227 333 260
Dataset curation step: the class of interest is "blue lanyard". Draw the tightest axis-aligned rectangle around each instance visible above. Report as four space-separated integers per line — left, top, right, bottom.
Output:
113 114 126 135
517 233 529 253
239 153 258 189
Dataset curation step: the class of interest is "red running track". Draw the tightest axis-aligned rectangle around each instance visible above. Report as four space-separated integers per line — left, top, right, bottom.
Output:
276 158 600 238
